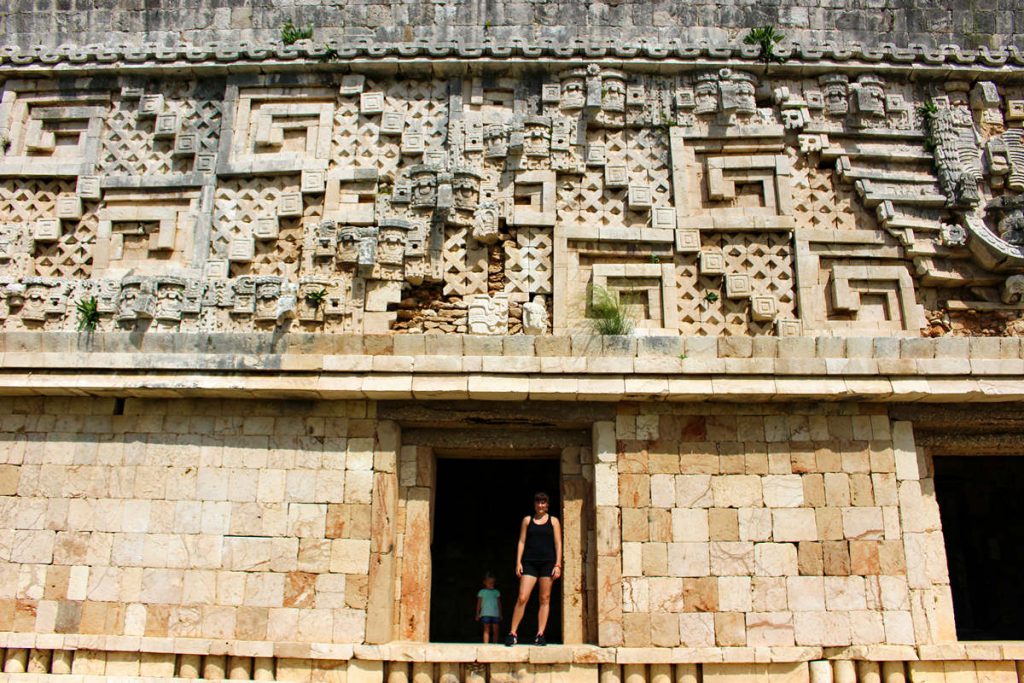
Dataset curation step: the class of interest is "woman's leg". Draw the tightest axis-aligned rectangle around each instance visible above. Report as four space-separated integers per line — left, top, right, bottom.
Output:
536 577 553 636
508 575 538 635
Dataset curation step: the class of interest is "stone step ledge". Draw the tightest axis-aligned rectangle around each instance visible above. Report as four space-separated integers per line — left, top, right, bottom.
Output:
1 636 1024 666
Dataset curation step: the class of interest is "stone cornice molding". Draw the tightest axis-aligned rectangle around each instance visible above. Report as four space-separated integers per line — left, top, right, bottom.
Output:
2 39 1024 74
1 333 1022 401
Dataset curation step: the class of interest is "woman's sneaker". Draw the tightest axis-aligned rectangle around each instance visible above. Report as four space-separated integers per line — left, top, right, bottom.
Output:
534 634 547 646
504 633 517 647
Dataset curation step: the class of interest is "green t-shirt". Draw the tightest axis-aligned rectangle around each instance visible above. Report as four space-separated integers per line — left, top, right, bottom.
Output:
477 588 501 618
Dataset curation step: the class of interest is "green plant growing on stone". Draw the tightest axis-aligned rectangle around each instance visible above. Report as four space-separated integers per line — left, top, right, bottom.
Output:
304 288 328 309
743 26 787 65
649 253 661 264
703 290 720 304
918 100 939 152
587 285 634 336
318 47 340 62
76 296 100 332
281 20 314 45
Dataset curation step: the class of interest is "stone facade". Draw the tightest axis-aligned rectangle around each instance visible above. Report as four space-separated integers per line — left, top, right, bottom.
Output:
2 21 1024 683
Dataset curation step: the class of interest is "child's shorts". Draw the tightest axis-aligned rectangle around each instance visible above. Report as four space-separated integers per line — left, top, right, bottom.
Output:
480 616 501 624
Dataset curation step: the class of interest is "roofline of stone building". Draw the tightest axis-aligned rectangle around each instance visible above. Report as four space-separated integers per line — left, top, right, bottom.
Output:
2 38 1024 74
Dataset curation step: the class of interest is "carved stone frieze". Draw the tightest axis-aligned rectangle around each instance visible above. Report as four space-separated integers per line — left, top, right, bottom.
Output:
1 65 1023 335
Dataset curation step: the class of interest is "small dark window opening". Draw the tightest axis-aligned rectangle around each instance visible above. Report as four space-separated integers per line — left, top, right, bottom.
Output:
934 456 1024 640
113 398 126 415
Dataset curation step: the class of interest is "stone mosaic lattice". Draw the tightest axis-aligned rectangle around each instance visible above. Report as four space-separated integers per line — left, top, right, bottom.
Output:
1 66 1024 335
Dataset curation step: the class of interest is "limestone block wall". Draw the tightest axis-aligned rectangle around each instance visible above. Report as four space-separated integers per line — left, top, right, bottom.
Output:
593 403 955 649
0 397 380 644
0 395 957 654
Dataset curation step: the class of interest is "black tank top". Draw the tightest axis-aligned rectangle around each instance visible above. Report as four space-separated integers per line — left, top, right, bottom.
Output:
523 515 555 562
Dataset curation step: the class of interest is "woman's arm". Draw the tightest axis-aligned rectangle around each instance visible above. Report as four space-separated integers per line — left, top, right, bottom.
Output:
515 516 529 577
551 517 563 579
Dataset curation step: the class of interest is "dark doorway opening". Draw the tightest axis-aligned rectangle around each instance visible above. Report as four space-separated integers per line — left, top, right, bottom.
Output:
934 456 1024 640
430 456 562 644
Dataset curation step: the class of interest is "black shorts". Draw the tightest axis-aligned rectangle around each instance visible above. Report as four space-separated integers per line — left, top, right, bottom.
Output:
521 560 555 578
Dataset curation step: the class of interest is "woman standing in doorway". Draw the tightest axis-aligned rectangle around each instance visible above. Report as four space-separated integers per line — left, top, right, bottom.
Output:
505 492 562 646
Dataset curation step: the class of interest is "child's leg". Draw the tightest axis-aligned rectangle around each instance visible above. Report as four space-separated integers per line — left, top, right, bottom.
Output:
490 623 500 642
482 622 490 643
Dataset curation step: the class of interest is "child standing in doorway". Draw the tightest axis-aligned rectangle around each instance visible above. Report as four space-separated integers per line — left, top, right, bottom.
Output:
476 572 502 643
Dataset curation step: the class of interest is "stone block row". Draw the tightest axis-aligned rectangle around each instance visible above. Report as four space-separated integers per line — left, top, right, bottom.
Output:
5 332 1024 364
